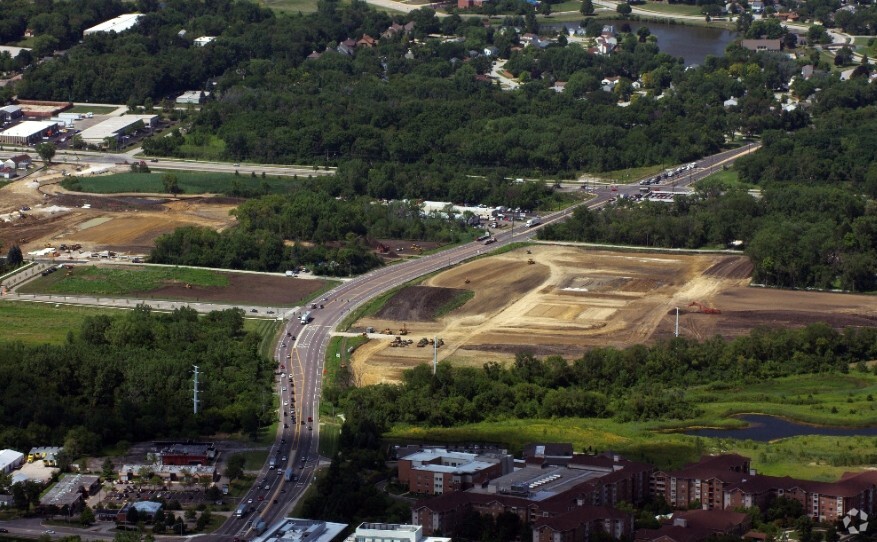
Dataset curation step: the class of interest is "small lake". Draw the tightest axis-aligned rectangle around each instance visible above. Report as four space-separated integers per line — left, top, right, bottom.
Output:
685 414 877 441
546 20 739 66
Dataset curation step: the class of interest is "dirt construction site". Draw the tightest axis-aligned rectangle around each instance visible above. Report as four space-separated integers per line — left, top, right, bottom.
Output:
0 165 237 256
350 245 877 385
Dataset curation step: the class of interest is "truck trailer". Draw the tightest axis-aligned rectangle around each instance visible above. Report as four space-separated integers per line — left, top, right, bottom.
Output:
235 504 250 518
300 311 311 325
284 467 295 482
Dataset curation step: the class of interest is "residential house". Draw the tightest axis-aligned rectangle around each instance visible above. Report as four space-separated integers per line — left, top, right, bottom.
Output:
601 76 621 92
307 50 322 61
775 11 799 21
483 46 499 57
552 81 567 93
750 1 764 13
596 34 618 55
357 34 377 48
337 38 357 56
0 495 13 508
0 166 16 180
723 97 739 108
381 21 415 39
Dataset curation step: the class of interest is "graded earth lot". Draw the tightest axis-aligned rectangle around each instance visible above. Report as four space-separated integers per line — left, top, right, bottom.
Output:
0 165 238 256
351 246 875 384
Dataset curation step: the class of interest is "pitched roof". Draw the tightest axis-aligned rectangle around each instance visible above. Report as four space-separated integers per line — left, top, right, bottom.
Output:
673 509 749 531
533 505 630 532
522 443 574 459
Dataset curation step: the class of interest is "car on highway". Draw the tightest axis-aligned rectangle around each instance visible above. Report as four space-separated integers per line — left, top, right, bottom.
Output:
282 387 287 391
268 310 275 314
263 484 269 490
250 309 257 313
247 498 254 504
0 528 8 533
283 401 288 406
308 416 312 423
273 499 278 504
258 495 264 501
45 530 55 534
282 455 287 461
284 423 288 428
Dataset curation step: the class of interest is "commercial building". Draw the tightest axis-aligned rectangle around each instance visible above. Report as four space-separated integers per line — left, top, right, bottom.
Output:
116 501 163 522
634 509 751 542
83 13 143 36
193 36 216 46
398 448 512 496
155 441 216 465
0 450 24 474
119 463 216 482
0 105 23 120
78 114 157 145
249 517 347 542
0 120 59 145
346 522 451 542
176 91 209 105
39 474 100 511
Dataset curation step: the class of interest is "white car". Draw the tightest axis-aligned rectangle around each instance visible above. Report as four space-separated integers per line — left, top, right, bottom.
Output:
282 387 287 391
283 401 288 406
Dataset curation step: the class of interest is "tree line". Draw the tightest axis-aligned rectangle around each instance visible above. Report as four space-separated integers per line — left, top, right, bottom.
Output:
149 192 474 275
0 306 274 458
332 324 877 430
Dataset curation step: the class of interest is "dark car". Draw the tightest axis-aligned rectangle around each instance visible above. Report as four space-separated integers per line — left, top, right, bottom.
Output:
0 529 9 533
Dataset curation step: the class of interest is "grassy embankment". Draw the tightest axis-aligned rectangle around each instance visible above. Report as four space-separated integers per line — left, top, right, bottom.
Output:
62 171 300 195
66 105 119 114
696 168 757 191
388 372 877 481
0 302 122 344
19 266 228 296
319 334 371 455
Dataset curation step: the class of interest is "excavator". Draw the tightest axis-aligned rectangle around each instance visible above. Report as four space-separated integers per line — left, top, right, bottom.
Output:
688 301 721 314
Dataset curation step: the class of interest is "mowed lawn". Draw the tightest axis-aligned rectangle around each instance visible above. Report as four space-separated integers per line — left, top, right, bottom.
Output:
64 171 301 195
637 1 705 15
0 302 122 344
388 372 877 480
19 266 229 296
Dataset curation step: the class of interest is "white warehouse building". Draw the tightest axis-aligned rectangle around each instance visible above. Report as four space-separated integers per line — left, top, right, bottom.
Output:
78 114 158 145
83 13 143 36
0 450 24 474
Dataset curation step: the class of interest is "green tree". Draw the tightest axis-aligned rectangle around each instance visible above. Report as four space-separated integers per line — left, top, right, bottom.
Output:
580 0 594 15
162 173 181 194
102 458 115 480
616 2 631 15
539 1 552 16
225 453 245 481
6 244 23 267
80 506 95 526
36 142 56 166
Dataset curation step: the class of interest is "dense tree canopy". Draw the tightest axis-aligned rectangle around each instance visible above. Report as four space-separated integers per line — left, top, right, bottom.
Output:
0 306 274 454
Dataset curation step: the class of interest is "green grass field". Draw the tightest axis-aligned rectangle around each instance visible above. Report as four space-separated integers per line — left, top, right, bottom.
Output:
66 105 119 115
637 1 704 15
62 171 300 195
598 164 668 183
0 302 121 344
19 266 229 296
318 418 342 456
696 168 756 191
387 372 877 480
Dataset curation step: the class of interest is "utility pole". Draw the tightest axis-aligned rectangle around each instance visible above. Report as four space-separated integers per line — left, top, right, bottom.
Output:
433 337 438 375
674 307 680 338
193 365 200 415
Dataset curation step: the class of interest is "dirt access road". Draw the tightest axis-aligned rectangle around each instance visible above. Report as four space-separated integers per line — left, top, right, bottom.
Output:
350 245 875 384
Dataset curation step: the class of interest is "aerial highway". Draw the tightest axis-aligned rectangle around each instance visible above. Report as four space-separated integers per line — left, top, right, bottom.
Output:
208 143 758 540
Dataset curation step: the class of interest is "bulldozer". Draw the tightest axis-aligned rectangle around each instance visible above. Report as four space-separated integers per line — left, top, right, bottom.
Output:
417 338 429 348
527 258 535 265
381 328 393 335
688 301 721 314
436 338 445 348
399 323 409 336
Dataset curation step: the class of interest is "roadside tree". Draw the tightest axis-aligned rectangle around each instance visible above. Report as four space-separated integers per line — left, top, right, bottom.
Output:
35 142 55 166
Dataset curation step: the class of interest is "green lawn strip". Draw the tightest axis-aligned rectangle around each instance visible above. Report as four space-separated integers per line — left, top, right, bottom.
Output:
322 335 370 416
245 319 282 360
61 171 299 195
18 266 228 296
432 290 474 319
228 474 256 497
318 419 342 457
239 449 271 471
637 1 704 15
0 301 122 344
66 105 119 114
696 168 756 191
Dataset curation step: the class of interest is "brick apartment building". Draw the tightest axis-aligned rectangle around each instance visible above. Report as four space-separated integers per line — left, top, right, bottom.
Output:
398 448 512 496
653 454 877 522
412 452 649 539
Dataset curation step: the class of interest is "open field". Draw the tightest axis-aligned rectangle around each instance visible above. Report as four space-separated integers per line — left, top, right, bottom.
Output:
0 301 121 344
64 171 300 195
388 373 877 478
350 245 877 384
696 168 755 191
637 1 705 15
19 264 333 306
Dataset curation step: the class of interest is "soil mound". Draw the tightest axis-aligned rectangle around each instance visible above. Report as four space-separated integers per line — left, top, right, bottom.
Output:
703 256 754 279
376 286 469 322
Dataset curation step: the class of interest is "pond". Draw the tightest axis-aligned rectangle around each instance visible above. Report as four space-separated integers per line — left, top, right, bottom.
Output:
685 414 877 441
546 19 739 66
